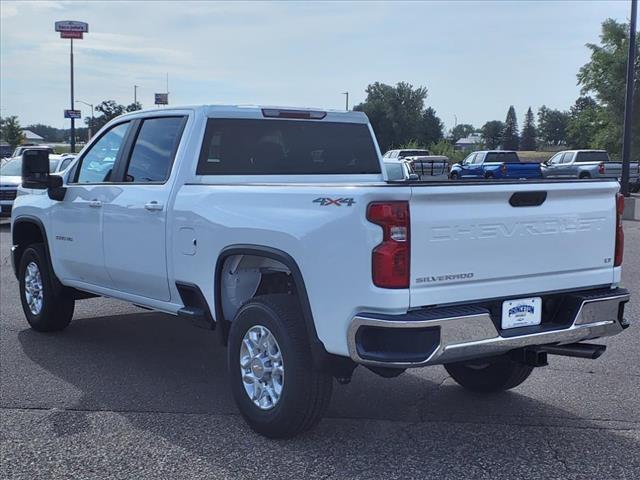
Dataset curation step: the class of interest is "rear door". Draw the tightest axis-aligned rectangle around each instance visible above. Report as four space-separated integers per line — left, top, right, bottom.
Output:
408 181 618 307
102 115 187 301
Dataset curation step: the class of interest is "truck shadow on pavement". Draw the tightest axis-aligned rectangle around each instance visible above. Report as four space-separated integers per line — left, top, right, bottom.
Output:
16 311 640 479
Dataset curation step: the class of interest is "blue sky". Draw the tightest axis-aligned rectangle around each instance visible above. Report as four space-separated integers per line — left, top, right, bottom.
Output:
0 1 637 131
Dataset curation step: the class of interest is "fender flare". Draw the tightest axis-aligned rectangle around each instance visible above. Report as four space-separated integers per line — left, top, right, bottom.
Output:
214 244 331 367
11 215 51 280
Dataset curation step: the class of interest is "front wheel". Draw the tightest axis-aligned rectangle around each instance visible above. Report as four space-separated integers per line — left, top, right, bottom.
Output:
227 294 333 438
19 244 74 332
449 172 459 180
444 356 534 393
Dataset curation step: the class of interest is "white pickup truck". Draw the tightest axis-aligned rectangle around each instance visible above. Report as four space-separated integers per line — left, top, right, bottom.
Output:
11 106 631 438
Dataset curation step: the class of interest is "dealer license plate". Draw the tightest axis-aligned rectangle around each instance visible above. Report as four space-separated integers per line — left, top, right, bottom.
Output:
501 297 542 330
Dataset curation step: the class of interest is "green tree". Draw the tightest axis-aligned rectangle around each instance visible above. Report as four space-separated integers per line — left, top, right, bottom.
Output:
519 107 537 151
85 100 142 133
566 96 606 149
502 106 520 150
450 123 475 143
577 19 640 157
1 116 23 149
417 107 444 147
353 82 442 152
537 105 569 146
481 120 504 149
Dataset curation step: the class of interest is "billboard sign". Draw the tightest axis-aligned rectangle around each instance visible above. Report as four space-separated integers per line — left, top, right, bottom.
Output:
60 31 83 39
55 21 89 33
154 93 169 105
64 109 82 119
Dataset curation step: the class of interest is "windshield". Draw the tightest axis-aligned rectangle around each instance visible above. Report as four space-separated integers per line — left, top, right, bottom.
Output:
0 158 60 176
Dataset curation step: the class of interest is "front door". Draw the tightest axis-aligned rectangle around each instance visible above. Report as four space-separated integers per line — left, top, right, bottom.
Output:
50 121 132 286
102 115 187 301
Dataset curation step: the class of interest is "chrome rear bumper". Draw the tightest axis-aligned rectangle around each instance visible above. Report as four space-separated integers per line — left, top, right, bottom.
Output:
347 289 630 368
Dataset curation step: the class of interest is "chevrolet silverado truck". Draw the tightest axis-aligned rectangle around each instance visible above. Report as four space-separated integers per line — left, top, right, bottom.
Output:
541 150 640 192
11 106 631 438
450 150 542 180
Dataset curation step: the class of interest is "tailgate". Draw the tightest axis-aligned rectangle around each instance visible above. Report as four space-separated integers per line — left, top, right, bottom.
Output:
409 181 618 307
505 162 541 178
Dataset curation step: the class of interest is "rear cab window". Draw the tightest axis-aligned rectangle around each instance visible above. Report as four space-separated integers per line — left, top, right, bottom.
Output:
575 151 610 163
485 152 520 163
197 119 380 175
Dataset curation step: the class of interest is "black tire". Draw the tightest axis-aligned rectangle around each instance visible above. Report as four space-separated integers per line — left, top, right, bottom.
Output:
579 172 591 179
227 294 333 438
449 172 459 180
484 172 494 179
444 356 533 393
18 244 74 332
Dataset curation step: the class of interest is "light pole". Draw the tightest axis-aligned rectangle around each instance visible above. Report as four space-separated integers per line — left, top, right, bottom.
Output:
134 85 139 105
342 92 349 111
76 100 94 140
620 0 637 197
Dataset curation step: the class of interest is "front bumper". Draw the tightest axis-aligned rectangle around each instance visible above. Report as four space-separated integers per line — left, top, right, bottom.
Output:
347 288 630 368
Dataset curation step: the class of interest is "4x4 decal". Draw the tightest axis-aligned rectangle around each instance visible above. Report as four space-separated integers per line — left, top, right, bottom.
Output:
313 197 356 207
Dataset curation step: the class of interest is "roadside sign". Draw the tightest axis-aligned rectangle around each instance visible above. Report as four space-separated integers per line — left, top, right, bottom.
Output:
55 21 89 33
60 31 83 39
155 93 169 105
64 109 82 119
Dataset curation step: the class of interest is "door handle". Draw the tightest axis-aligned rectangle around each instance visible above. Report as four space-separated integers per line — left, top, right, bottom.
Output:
89 199 102 208
145 201 164 212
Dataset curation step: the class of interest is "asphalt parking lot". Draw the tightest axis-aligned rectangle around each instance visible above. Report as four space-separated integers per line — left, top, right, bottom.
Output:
1 220 639 480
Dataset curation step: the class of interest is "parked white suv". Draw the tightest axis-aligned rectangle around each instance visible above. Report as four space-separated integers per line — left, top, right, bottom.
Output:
10 105 631 438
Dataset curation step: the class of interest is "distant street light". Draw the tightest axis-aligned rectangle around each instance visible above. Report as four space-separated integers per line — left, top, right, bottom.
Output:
342 92 349 111
76 100 94 140
134 85 139 105
620 0 637 197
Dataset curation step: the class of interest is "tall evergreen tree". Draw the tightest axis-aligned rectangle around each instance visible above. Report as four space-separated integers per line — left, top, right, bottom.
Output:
502 106 520 150
519 107 537 151
1 116 23 149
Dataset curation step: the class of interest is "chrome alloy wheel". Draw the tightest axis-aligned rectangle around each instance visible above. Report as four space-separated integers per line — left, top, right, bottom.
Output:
240 325 284 410
24 261 44 315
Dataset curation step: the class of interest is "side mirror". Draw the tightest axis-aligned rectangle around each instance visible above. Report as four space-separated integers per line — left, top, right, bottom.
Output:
408 173 420 181
22 150 51 189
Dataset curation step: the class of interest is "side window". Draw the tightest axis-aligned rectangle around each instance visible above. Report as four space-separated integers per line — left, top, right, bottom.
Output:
462 153 475 165
390 151 399 159
125 117 185 183
76 122 130 183
548 153 562 165
561 152 574 164
59 157 74 171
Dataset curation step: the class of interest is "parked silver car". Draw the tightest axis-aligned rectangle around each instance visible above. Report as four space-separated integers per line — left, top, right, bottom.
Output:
541 150 640 190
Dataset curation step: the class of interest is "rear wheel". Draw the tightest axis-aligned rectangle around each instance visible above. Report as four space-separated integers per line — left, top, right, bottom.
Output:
227 294 333 438
579 172 591 179
444 356 533 393
18 244 74 332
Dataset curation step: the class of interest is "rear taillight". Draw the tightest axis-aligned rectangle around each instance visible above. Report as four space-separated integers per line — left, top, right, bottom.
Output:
367 202 410 288
615 193 624 266
598 162 605 175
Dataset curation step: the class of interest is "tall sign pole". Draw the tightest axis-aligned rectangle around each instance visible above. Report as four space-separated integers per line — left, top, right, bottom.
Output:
70 38 75 153
55 21 88 154
621 0 637 197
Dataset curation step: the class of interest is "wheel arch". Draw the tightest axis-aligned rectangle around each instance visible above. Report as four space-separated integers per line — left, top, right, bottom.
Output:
11 216 50 279
214 244 333 370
